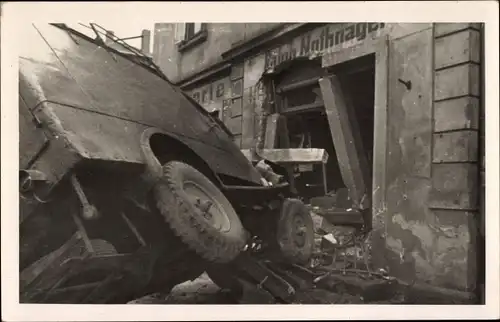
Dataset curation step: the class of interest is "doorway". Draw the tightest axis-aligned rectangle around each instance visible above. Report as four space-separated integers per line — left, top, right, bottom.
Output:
275 54 376 204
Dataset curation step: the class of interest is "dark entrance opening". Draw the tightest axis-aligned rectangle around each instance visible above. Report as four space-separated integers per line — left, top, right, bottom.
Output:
276 54 376 203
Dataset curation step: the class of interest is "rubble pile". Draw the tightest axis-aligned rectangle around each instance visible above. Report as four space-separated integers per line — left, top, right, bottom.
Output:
129 191 477 305
307 189 368 270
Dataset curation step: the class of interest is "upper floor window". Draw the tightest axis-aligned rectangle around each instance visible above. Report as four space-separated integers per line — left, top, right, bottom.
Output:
175 23 208 52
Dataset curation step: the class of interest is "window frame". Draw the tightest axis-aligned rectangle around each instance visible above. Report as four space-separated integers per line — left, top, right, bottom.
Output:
177 23 208 53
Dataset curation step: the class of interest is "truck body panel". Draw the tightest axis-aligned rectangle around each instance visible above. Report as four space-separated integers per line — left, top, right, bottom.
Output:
19 24 263 188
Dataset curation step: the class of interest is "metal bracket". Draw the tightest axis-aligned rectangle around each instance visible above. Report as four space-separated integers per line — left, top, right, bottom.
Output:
19 169 53 203
70 174 99 221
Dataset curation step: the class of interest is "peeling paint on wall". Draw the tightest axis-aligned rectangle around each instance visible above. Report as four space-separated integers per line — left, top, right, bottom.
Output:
382 26 477 291
386 210 474 290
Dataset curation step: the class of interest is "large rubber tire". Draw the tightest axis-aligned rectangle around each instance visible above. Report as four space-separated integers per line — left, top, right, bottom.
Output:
276 198 314 265
153 161 247 263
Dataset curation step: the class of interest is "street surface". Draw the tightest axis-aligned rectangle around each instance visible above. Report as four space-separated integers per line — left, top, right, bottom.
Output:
128 272 405 304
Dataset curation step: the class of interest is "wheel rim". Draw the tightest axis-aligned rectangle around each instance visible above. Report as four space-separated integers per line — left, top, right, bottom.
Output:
183 180 231 232
292 215 307 248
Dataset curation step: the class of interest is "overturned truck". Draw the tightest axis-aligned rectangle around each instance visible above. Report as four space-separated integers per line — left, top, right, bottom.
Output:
19 23 317 303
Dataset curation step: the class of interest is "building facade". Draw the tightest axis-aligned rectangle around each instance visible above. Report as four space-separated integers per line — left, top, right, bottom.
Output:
153 22 485 295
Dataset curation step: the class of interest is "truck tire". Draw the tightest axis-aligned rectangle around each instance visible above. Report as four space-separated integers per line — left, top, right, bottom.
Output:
276 198 314 265
153 161 247 263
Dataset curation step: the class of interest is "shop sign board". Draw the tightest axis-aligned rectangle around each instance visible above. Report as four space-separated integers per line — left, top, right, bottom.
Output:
187 76 231 112
265 23 386 70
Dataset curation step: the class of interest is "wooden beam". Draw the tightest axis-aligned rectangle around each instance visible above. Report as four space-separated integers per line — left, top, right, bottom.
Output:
274 113 299 194
20 232 84 291
264 113 281 149
241 148 328 165
319 75 371 210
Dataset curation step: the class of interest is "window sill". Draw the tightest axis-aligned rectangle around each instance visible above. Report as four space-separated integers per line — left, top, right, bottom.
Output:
178 30 208 53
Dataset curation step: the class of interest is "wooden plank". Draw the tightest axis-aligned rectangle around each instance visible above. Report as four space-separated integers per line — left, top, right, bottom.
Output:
371 38 389 231
21 247 89 302
322 36 388 230
20 232 84 291
263 113 280 149
241 148 328 164
234 253 296 303
276 114 290 149
273 112 298 194
319 76 370 210
44 281 102 302
314 209 365 227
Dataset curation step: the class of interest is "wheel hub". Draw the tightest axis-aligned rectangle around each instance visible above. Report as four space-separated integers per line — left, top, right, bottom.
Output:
183 181 231 232
293 216 307 247
195 198 214 220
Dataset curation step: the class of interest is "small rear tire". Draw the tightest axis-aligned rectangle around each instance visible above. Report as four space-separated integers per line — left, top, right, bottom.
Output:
276 198 314 265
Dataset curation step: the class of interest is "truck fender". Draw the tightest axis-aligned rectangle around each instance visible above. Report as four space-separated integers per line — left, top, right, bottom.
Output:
138 127 223 188
139 127 165 186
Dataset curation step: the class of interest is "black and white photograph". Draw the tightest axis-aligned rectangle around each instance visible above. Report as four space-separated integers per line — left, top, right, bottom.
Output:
1 1 499 321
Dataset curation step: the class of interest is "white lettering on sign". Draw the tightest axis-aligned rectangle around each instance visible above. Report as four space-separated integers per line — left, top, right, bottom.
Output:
189 77 231 107
265 23 386 69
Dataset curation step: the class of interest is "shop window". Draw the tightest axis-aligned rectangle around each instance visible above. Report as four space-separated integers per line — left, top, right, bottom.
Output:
281 83 323 110
175 23 208 52
274 60 325 114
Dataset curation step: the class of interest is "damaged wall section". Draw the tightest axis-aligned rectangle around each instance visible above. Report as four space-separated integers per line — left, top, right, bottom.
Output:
317 23 482 293
382 23 481 293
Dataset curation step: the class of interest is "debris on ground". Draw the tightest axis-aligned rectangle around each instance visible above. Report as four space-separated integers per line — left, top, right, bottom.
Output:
129 198 478 305
128 273 236 304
